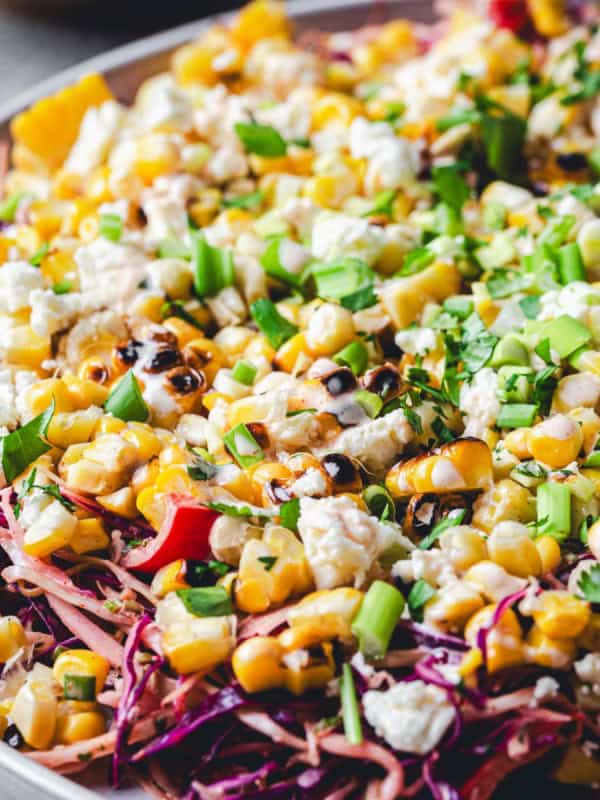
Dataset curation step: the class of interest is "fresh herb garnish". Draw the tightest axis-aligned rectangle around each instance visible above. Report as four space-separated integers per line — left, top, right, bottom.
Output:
407 579 436 622
577 563 600 603
418 509 467 550
176 586 233 617
235 122 287 157
1 401 54 483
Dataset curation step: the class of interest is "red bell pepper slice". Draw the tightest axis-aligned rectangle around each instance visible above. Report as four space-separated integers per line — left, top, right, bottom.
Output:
121 495 219 573
489 0 530 32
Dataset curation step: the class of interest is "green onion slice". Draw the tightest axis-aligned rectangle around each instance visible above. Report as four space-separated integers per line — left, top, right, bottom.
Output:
333 341 369 376
192 233 235 298
223 423 264 468
99 213 123 242
340 663 363 745
351 580 405 658
250 298 298 349
232 359 258 386
536 481 571 539
496 403 538 429
63 674 96 702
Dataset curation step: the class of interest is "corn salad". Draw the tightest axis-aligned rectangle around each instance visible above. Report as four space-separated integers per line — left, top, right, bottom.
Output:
1 0 600 797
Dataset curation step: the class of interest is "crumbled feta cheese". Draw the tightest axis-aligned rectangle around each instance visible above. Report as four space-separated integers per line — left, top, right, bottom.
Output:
310 210 385 266
75 238 149 312
395 327 439 355
138 75 193 132
205 286 247 328
329 405 434 474
538 281 600 324
14 370 38 422
575 653 600 687
206 144 249 184
0 370 17 430
363 681 455 754
175 414 209 447
290 468 328 498
64 100 124 175
298 495 411 589
392 548 457 587
0 261 44 313
349 116 420 194
256 90 312 141
29 289 82 337
532 676 560 704
141 174 199 244
459 368 500 438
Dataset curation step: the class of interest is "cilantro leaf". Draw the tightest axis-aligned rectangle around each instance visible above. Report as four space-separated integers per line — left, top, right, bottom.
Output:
578 563 600 603
234 122 287 157
407 579 436 622
1 401 55 483
418 509 467 550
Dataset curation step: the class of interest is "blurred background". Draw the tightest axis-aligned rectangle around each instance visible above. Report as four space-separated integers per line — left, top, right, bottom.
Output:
0 0 244 102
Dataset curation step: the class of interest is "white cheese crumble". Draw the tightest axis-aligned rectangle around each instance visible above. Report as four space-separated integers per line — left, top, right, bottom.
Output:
289 468 328 498
363 681 455 755
532 676 560 705
349 116 420 194
310 210 385 266
539 281 600 324
0 261 44 313
64 100 125 175
459 368 500 438
75 238 149 313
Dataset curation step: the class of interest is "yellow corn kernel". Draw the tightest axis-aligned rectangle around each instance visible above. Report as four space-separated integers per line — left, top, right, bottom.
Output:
55 710 105 745
531 591 590 639
85 165 113 203
305 302 355 357
535 535 562 574
527 414 583 469
156 592 235 674
11 680 57 749
26 378 73 416
184 337 224 384
70 518 110 554
53 169 83 200
40 250 77 285
97 487 138 519
155 465 196 495
487 523 542 578
28 200 66 239
439 525 488 572
424 581 484 632
529 0 570 36
377 19 415 58
303 174 347 209
4 325 51 369
232 636 287 694
94 414 127 437
243 334 276 364
64 375 109 409
232 0 289 47
47 409 100 449
60 442 87 468
283 642 335 695
122 424 162 461
274 332 312 373
23 500 78 558
0 616 27 662
526 625 576 669
133 134 179 184
312 93 362 130
53 649 110 695
202 391 232 411
151 560 190 598
226 395 268 428
465 604 524 673
285 588 364 644
11 73 113 170
158 443 191 468
458 647 483 678
172 43 218 86
136 487 166 530
503 427 531 459
163 317 204 348
380 262 461 330
472 479 536 532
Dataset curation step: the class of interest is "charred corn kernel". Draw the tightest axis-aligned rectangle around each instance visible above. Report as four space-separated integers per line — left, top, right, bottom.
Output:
0 616 27 662
458 647 483 678
94 415 127 436
526 625 576 669
47 408 101 449
305 302 355 357
248 461 293 504
236 526 312 614
529 0 570 36
423 581 484 631
23 500 78 558
531 591 590 639
151 560 190 598
232 0 289 46
527 414 583 469
503 428 531 459
163 317 203 348
10 73 112 170
380 262 461 330
386 439 493 498
578 612 600 650
465 603 524 673
11 680 57 749
5 325 51 368
53 649 110 695
70 517 110 554
55 710 105 745
156 592 236 674
283 642 335 695
232 636 287 693
275 332 312 373
535 535 562 573
439 526 488 572
487 521 542 578
184 337 224 383
472 479 536 532
26 378 75 416
97 486 138 518
64 375 109 408
122 424 162 461
285 588 364 644
133 134 179 183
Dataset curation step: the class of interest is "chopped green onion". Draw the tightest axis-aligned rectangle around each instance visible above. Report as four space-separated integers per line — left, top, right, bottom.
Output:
333 341 368 375
63 674 96 702
192 233 235 298
340 663 363 745
589 146 600 176
558 242 586 284
99 213 123 242
0 192 27 223
231 359 257 386
30 242 49 266
483 202 507 231
539 314 592 358
234 122 287 157
443 297 473 320
584 451 600 468
519 295 541 320
538 215 575 249
52 281 73 295
490 335 529 368
176 586 233 617
223 423 264 468
354 389 383 419
280 497 300 532
222 190 263 210
433 201 464 236
250 298 298 349
536 481 571 539
160 299 203 329
418 509 467 550
104 370 148 423
407 580 436 622
435 108 481 132
496 403 538 429
260 236 303 288
158 238 191 260
340 285 378 311
362 485 395 521
351 580 405 658
363 189 396 218
431 163 470 211
0 400 54 483
480 109 526 182
312 257 374 302
497 366 532 404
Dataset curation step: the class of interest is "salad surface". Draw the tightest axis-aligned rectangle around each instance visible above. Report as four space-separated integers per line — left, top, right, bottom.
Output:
1 1 600 797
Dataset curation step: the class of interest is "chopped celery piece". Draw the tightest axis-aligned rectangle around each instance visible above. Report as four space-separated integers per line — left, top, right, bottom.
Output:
536 481 571 539
351 580 405 658
496 403 538 429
